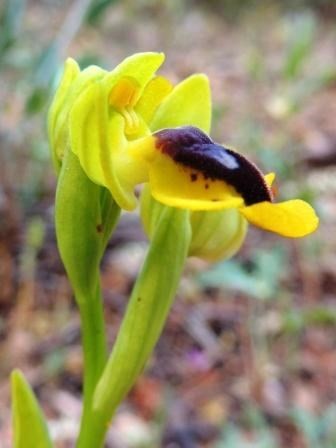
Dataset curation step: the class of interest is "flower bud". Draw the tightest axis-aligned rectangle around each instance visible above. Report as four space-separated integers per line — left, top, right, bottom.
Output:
140 185 247 262
188 208 247 261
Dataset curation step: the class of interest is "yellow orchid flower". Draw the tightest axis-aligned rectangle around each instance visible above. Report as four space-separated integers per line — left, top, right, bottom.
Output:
49 52 318 239
140 126 318 238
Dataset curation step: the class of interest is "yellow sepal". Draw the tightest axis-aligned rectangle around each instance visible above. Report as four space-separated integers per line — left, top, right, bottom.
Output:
70 82 110 187
48 58 80 169
240 199 319 237
49 62 106 166
150 74 211 133
69 82 143 210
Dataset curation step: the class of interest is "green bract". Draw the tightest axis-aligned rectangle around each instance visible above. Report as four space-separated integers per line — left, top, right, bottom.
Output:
11 370 52 448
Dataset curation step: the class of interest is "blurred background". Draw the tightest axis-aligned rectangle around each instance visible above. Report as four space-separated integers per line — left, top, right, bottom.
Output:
0 0 336 447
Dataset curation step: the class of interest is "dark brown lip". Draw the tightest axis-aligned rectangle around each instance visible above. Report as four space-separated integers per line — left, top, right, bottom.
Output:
154 126 273 206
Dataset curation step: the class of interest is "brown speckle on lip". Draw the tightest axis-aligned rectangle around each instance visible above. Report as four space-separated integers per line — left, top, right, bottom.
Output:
190 173 198 182
154 126 273 206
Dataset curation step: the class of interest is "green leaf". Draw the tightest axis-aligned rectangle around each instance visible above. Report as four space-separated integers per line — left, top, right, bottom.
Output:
216 406 279 448
283 13 316 80
198 247 286 300
11 370 53 448
290 404 336 447
25 87 50 115
217 423 278 448
85 0 119 25
0 0 26 57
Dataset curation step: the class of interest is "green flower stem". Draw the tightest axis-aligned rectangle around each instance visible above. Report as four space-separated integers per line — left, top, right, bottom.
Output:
55 148 120 442
76 207 191 448
76 281 106 434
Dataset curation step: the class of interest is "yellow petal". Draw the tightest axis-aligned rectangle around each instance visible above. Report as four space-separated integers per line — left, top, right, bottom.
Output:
240 199 319 237
148 152 244 211
135 76 173 123
265 172 276 187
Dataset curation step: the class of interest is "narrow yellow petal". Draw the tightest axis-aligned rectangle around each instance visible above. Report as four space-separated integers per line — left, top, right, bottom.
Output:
135 76 173 123
148 152 244 211
265 172 276 187
240 199 319 237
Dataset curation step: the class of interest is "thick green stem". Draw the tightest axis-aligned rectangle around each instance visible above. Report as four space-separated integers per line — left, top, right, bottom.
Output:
76 207 191 448
55 149 120 446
